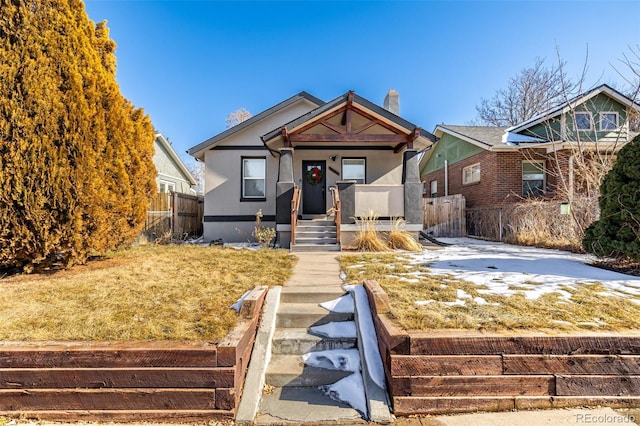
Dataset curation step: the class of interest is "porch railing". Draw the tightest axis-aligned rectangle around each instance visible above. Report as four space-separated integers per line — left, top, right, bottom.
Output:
331 186 341 243
290 185 301 245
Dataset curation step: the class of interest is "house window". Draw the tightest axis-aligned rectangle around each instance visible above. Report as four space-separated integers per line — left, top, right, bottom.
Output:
241 157 266 200
158 181 175 194
462 163 480 185
342 158 366 184
430 180 438 197
522 161 545 197
599 112 618 131
575 112 592 130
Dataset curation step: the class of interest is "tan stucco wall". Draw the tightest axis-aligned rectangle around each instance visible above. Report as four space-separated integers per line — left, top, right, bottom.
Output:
291 149 405 214
202 100 317 242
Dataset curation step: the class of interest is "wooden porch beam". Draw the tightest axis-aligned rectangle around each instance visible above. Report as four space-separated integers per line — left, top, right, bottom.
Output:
352 121 378 135
345 91 354 134
281 127 290 148
393 142 407 153
319 121 346 135
289 133 407 143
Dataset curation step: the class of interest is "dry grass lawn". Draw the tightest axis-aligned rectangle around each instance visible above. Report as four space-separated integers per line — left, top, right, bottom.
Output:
339 253 640 333
0 244 296 342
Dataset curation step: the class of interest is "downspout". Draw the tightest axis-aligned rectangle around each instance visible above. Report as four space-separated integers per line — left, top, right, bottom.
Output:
444 160 449 197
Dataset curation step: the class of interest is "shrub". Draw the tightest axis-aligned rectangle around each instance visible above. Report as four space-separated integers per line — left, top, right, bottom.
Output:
0 1 155 272
583 135 640 260
253 209 276 248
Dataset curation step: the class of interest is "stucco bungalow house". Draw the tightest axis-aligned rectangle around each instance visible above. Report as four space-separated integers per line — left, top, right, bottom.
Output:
420 84 640 209
188 90 436 250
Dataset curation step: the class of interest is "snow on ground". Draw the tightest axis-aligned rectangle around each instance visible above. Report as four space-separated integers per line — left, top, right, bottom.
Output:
410 238 640 304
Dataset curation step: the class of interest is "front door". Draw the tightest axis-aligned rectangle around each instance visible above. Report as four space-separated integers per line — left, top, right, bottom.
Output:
302 160 326 215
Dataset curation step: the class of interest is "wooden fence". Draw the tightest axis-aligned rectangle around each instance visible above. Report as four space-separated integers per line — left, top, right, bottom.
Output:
144 192 204 241
422 194 466 237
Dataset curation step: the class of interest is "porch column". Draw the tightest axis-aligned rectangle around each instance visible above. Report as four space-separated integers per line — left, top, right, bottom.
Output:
337 180 356 224
276 148 294 224
402 149 422 224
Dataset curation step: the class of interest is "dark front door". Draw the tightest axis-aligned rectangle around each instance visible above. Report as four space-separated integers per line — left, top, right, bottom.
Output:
302 160 326 215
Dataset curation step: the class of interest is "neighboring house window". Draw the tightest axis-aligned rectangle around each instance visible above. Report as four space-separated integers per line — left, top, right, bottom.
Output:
430 180 438 197
522 161 545 197
574 112 592 130
599 112 618 131
462 163 480 185
342 158 366 184
241 157 266 200
158 181 175 193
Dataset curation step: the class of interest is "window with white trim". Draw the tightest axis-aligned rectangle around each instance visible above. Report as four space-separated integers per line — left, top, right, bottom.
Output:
599 112 618 131
430 180 438 197
522 161 545 197
241 157 266 200
342 158 366 184
158 181 175 194
462 163 480 185
574 112 592 130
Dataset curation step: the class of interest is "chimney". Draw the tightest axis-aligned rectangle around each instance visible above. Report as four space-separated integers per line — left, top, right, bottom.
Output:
383 89 399 115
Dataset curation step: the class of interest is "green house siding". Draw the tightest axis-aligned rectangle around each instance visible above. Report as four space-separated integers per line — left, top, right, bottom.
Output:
422 133 484 175
522 93 630 142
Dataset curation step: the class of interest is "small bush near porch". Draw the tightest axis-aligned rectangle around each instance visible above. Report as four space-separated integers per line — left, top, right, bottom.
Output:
0 245 295 341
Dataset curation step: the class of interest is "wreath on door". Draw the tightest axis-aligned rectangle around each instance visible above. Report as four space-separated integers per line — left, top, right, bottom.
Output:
306 166 323 185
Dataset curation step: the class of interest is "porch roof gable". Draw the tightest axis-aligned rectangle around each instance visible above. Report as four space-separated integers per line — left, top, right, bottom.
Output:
261 90 436 152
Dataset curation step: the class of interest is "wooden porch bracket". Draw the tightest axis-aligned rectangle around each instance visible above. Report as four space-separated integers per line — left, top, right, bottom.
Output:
281 127 290 147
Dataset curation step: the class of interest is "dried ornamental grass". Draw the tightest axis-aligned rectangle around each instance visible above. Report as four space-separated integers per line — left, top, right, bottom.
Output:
351 210 389 251
387 218 423 252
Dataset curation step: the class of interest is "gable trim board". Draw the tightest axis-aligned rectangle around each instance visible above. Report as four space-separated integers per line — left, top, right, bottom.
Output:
506 84 640 135
188 92 324 159
154 133 197 193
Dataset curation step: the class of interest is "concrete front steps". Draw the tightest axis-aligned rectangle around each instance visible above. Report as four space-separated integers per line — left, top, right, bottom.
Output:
290 219 341 252
255 279 365 424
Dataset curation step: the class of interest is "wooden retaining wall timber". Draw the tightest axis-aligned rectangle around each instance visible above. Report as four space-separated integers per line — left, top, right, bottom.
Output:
363 280 640 416
0 286 268 422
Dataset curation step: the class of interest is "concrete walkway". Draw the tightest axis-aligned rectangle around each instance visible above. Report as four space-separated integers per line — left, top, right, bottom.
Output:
254 251 366 424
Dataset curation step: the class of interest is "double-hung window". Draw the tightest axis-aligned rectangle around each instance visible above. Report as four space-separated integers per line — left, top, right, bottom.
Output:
462 163 481 185
342 158 366 184
522 161 545 197
599 112 618 131
574 112 592 130
241 157 266 200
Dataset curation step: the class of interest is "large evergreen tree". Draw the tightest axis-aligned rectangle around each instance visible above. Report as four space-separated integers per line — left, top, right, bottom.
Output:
0 0 156 271
583 134 640 260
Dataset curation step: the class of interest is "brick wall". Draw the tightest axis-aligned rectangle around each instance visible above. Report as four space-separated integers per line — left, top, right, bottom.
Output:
422 149 574 208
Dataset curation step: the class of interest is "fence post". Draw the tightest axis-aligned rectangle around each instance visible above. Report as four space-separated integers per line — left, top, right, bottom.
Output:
171 191 178 240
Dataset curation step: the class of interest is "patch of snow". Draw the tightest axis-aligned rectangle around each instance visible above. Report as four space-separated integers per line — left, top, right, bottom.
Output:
302 349 360 372
409 237 640 301
339 270 347 281
320 371 367 416
346 284 387 389
230 290 251 312
309 321 357 338
415 300 436 306
320 294 354 313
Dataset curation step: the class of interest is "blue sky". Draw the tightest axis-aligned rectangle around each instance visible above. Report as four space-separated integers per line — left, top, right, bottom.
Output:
83 0 640 164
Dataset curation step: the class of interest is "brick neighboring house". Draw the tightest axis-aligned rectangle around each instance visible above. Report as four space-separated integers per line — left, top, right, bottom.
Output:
420 84 640 209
